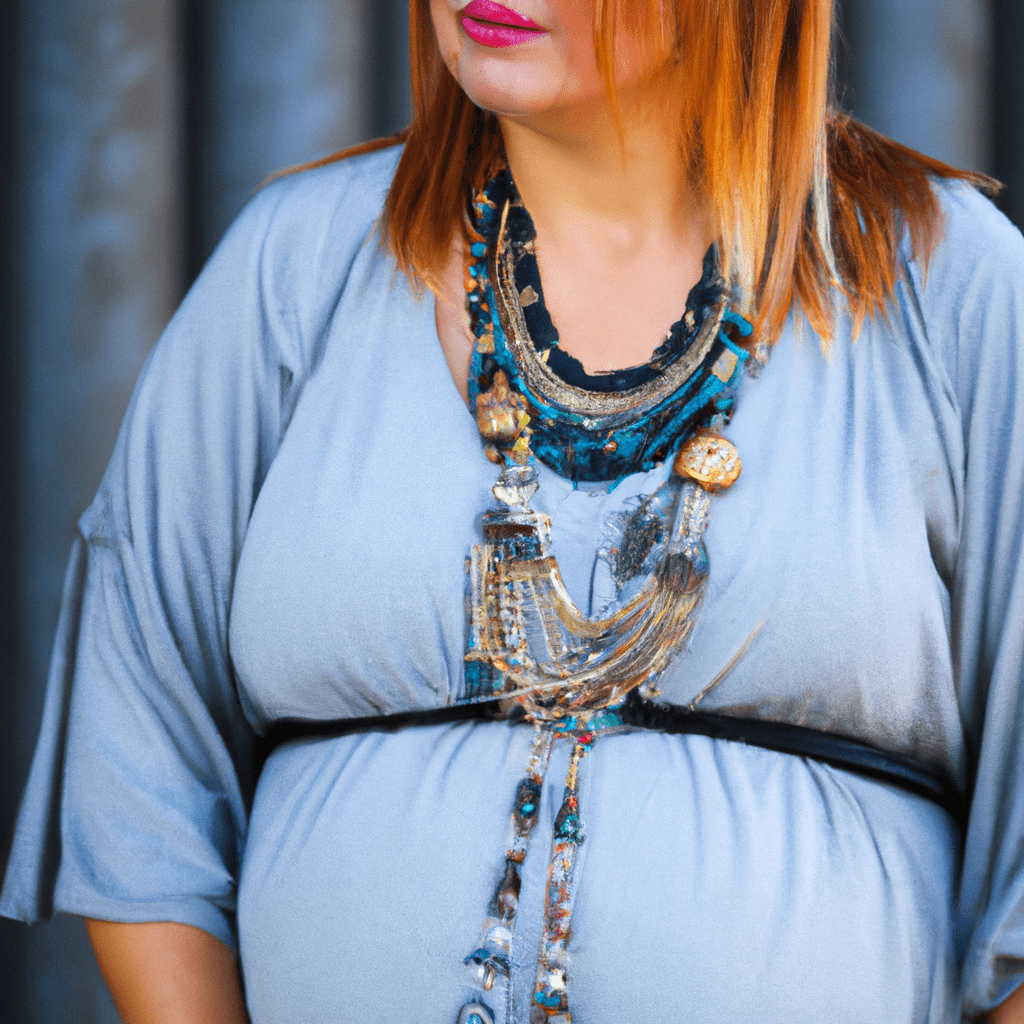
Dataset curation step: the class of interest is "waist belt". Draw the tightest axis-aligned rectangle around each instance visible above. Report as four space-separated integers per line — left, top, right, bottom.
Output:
264 692 964 824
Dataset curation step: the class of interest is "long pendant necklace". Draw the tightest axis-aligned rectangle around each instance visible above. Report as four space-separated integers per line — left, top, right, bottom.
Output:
454 170 761 1024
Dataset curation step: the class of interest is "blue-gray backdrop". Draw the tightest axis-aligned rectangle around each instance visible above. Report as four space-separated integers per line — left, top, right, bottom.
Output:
0 1 1020 1020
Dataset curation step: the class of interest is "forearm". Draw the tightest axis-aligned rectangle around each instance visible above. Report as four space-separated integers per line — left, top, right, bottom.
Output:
989 982 1024 1024
85 919 249 1024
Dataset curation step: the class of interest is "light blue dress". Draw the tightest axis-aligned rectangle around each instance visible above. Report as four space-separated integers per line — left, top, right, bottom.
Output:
2 145 1023 1023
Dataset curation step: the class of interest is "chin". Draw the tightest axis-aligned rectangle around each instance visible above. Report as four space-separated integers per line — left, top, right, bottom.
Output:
456 60 555 115
456 61 595 121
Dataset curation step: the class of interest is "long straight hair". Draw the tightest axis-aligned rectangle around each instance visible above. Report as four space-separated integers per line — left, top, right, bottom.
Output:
323 0 994 343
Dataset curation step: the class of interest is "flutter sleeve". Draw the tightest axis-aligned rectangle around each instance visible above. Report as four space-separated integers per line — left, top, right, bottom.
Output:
0 150 394 953
907 182 1024 1017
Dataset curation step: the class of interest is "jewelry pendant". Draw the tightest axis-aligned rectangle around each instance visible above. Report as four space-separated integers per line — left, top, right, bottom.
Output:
457 726 555 1024
454 166 762 1024
529 732 595 1024
465 465 712 715
457 1004 495 1024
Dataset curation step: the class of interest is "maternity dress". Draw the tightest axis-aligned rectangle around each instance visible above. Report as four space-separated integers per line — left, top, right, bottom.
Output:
3 145 1024 1023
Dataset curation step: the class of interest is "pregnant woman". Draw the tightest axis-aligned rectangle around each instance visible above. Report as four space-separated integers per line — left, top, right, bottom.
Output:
4 1 1024 1021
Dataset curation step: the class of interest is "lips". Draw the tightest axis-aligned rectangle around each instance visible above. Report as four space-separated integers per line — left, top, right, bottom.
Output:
461 0 546 47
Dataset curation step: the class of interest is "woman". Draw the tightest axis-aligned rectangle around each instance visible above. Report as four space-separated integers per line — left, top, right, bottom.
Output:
3 0 1023 1021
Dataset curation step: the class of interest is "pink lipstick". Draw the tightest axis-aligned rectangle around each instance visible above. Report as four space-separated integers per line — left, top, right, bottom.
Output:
461 0 545 48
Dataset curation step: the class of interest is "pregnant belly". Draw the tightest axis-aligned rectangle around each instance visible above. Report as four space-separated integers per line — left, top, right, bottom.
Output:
238 721 958 1024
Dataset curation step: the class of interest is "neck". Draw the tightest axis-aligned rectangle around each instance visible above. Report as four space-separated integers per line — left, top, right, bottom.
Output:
498 84 707 256
494 84 713 376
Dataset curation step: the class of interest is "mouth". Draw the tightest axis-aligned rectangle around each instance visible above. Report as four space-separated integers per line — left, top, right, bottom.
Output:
460 0 546 47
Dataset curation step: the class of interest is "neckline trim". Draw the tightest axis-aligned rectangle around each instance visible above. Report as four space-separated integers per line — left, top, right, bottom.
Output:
494 168 725 395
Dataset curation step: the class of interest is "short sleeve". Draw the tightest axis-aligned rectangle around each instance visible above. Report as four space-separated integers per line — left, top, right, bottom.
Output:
0 147 399 952
906 183 1024 1016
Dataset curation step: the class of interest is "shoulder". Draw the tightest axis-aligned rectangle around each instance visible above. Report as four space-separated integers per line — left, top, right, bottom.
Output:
256 143 402 228
899 179 1024 402
193 143 404 370
905 178 1024 306
227 142 403 268
926 178 1024 280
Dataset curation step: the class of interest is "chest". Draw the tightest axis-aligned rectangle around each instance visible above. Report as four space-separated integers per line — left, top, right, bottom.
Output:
228 282 963 766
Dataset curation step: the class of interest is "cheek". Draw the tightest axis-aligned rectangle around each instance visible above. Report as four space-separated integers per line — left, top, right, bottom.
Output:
554 2 599 70
429 0 464 82
556 1 661 94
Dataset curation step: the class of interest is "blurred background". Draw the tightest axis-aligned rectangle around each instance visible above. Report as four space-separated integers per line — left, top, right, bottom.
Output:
0 0 1020 1019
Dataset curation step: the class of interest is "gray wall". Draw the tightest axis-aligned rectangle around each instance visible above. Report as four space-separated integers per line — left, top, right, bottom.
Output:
0 4 408 1020
0 1 1018 1021
841 0 991 170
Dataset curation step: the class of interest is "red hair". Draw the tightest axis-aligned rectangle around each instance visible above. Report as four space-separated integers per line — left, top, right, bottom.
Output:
303 0 996 343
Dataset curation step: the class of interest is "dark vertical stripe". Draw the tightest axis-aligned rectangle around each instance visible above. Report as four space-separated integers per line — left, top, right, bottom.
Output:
991 0 1024 230
832 0 855 112
0 0 25 1016
179 0 209 287
368 0 413 137
186 0 374 273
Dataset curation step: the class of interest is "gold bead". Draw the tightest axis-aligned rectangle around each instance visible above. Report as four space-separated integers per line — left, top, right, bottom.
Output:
672 432 741 493
476 370 530 446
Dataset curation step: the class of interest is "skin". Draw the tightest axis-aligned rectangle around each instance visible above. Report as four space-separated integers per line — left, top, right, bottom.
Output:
994 987 1024 1024
85 920 248 1024
85 3 1024 1022
432 0 711 401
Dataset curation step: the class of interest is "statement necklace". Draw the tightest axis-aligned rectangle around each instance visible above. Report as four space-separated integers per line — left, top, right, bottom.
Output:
454 170 760 1024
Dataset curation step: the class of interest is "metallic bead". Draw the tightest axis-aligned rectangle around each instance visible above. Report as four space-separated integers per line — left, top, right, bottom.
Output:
711 347 739 383
672 432 741 493
492 464 539 509
476 370 530 446
494 862 522 918
513 779 542 826
483 920 513 955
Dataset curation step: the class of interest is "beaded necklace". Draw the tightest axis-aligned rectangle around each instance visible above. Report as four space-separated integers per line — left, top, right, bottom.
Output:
455 170 762 1024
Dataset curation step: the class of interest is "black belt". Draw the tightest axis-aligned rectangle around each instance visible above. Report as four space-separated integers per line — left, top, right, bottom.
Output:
264 691 964 824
